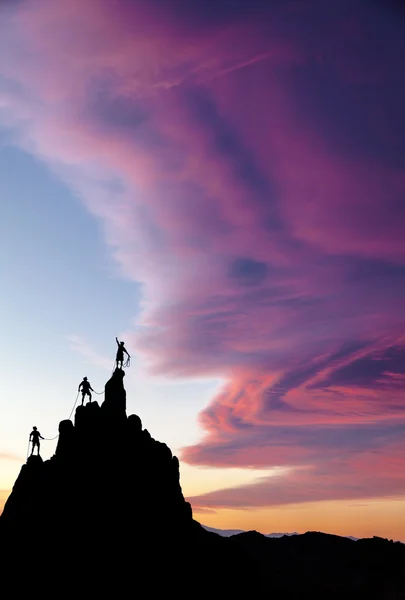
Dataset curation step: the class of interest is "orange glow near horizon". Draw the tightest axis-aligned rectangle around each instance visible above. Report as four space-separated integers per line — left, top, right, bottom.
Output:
2 487 404 542
192 497 405 541
0 490 9 515
2 460 405 541
1 0 405 552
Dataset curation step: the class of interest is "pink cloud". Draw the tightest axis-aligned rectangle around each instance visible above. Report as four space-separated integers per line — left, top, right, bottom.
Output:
1 0 405 505
187 448 405 509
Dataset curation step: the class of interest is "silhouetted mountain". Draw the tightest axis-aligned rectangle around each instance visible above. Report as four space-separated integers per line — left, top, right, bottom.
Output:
202 524 246 536
203 524 361 541
202 524 299 538
0 369 258 595
230 530 405 598
1 368 404 598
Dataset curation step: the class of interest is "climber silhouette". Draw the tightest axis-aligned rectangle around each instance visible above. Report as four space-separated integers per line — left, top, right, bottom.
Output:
78 377 94 405
29 426 44 456
116 337 130 369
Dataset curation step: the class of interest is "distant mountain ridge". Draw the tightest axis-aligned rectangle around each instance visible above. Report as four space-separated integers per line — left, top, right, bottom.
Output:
202 524 359 541
0 367 404 598
202 524 300 538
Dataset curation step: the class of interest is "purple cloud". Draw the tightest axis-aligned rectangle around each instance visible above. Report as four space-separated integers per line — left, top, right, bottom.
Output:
1 0 405 506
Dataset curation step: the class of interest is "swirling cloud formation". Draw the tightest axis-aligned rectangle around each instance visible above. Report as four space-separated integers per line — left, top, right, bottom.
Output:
1 0 405 507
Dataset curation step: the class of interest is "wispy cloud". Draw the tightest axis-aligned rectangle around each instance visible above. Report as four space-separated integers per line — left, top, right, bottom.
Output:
67 335 112 371
1 0 405 506
190 506 217 515
0 453 22 461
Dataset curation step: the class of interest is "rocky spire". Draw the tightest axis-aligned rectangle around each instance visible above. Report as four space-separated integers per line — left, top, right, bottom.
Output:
0 368 259 596
1 368 192 536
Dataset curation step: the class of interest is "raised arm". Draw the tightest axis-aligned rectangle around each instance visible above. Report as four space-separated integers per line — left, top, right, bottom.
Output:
116 337 119 347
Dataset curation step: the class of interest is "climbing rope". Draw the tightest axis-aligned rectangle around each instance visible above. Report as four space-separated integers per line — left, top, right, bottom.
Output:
67 391 80 421
111 356 130 374
28 391 80 452
26 385 107 459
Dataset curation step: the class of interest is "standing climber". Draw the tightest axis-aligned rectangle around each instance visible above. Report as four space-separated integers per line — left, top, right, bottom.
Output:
78 377 94 405
115 337 130 369
29 426 44 456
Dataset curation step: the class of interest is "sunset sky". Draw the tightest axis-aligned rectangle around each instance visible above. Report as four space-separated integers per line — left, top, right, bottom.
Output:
1 0 405 541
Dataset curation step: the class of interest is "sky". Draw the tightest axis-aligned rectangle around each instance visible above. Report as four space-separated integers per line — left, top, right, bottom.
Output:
1 0 405 541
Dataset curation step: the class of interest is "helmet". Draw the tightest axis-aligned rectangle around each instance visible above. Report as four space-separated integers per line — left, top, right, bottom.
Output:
84 377 88 380
33 426 37 430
